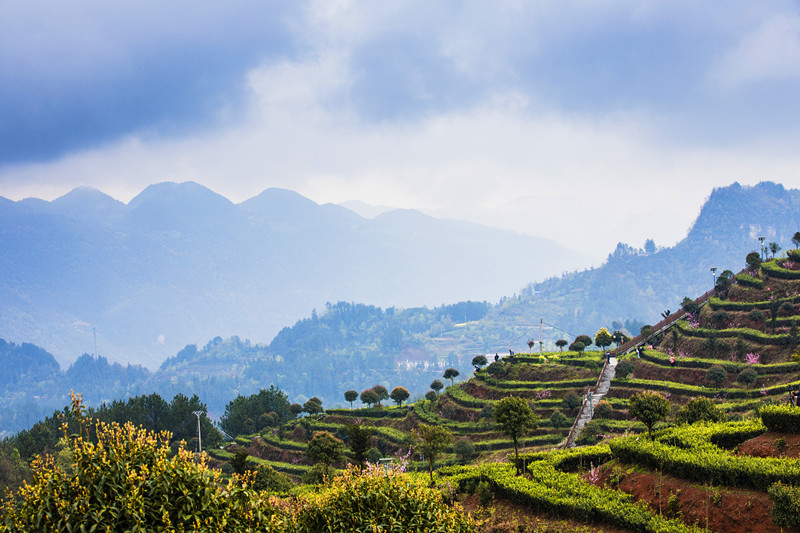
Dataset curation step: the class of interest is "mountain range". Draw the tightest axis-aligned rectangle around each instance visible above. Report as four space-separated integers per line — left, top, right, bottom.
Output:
0 182 584 368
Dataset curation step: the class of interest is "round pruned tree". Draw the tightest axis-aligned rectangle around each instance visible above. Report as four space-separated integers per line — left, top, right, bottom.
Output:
430 379 444 395
344 421 375 470
746 251 762 271
494 396 539 474
770 242 781 259
344 390 358 409
471 355 488 369
568 341 586 353
555 339 568 352
628 391 670 439
443 368 460 386
595 328 613 353
676 397 722 425
303 397 324 416
527 340 535 352
793 231 800 249
360 389 379 408
389 386 410 406
575 335 593 349
371 385 389 406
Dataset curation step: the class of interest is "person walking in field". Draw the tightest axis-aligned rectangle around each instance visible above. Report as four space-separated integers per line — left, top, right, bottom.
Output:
670 355 675 367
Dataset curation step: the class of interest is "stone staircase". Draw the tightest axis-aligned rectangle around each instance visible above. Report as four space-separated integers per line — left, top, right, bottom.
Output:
563 357 617 448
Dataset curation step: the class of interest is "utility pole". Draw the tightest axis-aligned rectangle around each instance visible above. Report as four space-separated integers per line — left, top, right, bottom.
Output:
540 318 544 357
192 411 203 454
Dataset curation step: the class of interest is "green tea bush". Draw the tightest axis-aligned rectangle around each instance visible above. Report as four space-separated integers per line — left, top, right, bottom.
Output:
760 404 800 433
768 482 800 528
294 463 475 532
615 360 635 379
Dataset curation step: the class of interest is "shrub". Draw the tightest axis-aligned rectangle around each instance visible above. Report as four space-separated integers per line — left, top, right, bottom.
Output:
487 361 506 377
294 464 475 532
576 420 603 446
760 404 800 433
550 411 569 429
676 397 722 425
706 365 728 387
251 464 295 493
561 393 583 412
594 400 613 419
769 482 800 529
749 309 765 322
1 394 282 532
476 480 493 506
615 360 634 379
737 367 758 385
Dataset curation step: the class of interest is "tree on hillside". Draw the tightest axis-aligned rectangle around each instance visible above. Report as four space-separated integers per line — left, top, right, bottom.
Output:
770 242 781 259
556 339 568 352
746 251 762 271
443 368 460 386
527 339 535 351
494 396 539 474
430 380 444 395
575 335 593 349
715 269 735 299
628 392 670 439
303 397 324 416
793 231 800 248
390 386 410 406
371 385 389 406
360 389 379 408
344 421 375 470
219 385 292 436
594 328 613 353
611 330 629 352
472 355 488 369
344 390 358 409
306 431 346 481
409 424 453 485
568 341 586 353
676 397 722 425
681 296 700 315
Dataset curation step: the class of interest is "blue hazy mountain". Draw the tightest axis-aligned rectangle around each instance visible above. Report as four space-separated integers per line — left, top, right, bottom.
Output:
0 182 585 368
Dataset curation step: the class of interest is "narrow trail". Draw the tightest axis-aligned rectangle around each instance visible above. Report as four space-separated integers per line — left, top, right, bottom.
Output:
563 357 617 448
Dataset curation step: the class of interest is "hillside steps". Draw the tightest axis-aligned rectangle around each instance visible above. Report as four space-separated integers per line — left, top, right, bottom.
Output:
563 357 617 448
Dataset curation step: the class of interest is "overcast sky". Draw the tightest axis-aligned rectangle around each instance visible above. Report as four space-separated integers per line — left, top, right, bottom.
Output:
2 1 800 261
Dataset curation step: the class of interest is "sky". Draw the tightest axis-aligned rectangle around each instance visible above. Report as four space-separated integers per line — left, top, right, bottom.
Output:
2 0 800 261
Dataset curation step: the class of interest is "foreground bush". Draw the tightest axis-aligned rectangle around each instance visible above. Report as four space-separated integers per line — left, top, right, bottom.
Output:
1 394 285 533
760 404 800 433
294 463 475 532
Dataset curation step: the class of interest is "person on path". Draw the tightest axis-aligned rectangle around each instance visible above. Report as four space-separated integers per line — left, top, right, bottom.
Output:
670 355 675 367
605 352 611 364
637 346 644 358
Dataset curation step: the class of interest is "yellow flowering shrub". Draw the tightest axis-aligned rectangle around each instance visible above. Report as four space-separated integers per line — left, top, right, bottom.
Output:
1 393 286 533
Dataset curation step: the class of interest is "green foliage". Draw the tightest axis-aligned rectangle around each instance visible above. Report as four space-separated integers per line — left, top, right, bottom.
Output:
476 480 493 506
1 394 283 532
294 464 475 532
556 339 568 351
345 422 376 469
594 400 613 419
443 368 460 385
569 341 586 353
615 360 635 379
675 397 722 425
251 464 295 493
230 447 250 474
453 438 477 464
494 396 539 473
576 420 603 446
360 388 380 407
737 273 764 289
760 404 800 433
410 424 454 484
594 328 613 351
486 361 506 377
446 461 699 532
681 297 700 315
746 251 762 270
550 411 569 429
430 379 444 394
628 392 671 438
306 431 346 479
471 355 488 368
303 396 324 415
768 482 800 528
706 365 728 387
561 393 583 412
389 386 410 406
220 385 293 436
344 390 358 408
737 367 758 385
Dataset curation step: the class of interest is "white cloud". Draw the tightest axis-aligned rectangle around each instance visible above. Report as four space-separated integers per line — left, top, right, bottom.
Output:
711 12 800 88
